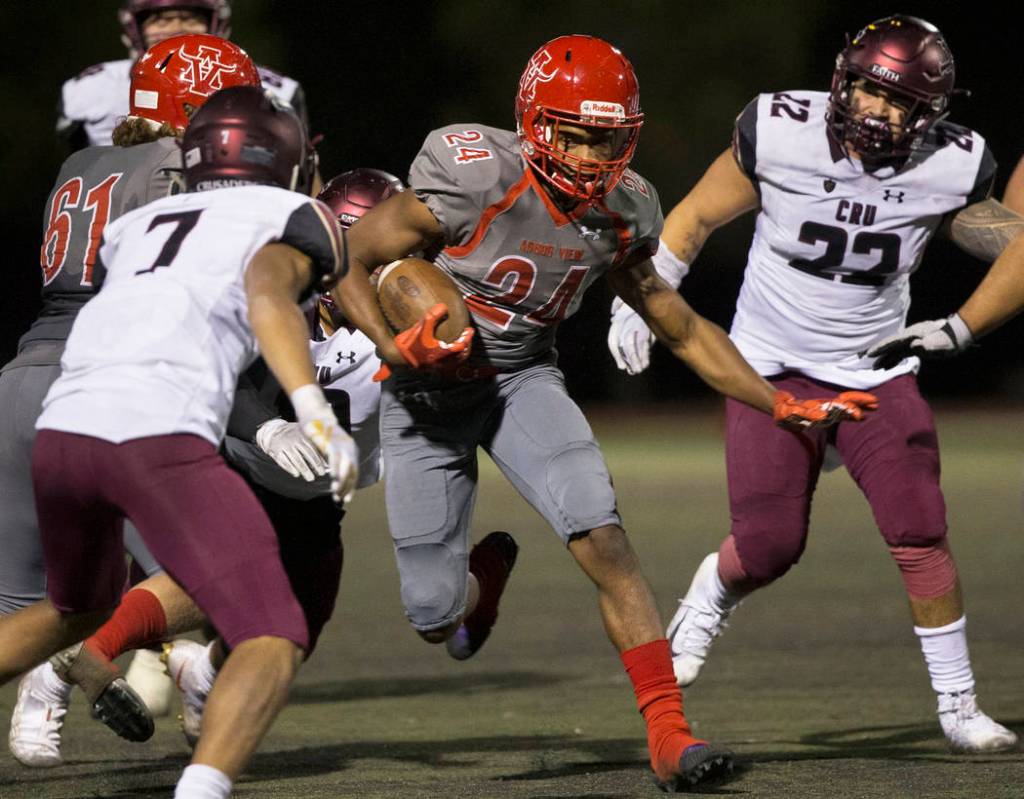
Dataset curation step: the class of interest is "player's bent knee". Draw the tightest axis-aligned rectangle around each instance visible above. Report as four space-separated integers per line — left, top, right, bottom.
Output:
396 543 466 631
546 444 617 531
732 523 807 585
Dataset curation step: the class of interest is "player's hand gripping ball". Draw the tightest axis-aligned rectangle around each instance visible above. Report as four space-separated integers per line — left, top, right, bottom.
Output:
374 258 474 379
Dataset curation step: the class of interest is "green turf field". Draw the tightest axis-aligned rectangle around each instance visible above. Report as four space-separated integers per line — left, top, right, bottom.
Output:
1 405 1021 798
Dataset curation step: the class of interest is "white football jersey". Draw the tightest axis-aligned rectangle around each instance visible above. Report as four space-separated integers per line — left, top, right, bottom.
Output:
729 90 994 388
309 319 382 488
37 185 345 445
58 59 305 148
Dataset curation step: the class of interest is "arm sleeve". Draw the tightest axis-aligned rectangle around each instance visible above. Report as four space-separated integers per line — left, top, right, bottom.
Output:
226 363 283 441
408 131 483 247
279 199 347 285
731 97 759 181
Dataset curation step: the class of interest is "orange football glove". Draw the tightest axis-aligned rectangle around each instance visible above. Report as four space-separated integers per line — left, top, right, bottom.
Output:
773 390 879 431
372 303 474 382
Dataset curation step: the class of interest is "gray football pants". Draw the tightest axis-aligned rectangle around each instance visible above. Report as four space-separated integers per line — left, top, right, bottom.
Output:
0 357 160 615
380 362 620 632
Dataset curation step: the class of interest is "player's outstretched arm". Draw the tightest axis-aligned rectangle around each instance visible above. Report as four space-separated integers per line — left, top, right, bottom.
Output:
334 191 446 366
607 149 758 374
608 261 876 429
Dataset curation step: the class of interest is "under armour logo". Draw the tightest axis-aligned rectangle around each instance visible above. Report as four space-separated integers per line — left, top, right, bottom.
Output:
335 350 357 366
177 44 240 97
577 225 602 240
882 189 905 203
518 49 557 105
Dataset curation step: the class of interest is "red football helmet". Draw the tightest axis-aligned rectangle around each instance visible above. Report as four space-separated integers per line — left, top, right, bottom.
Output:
514 35 643 202
317 169 405 230
120 0 231 55
827 15 955 158
183 85 314 193
130 34 260 131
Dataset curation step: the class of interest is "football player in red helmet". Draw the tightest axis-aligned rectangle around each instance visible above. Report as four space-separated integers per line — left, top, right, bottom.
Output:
124 33 260 135
58 0 306 150
336 33 873 792
608 14 1023 754
514 36 643 203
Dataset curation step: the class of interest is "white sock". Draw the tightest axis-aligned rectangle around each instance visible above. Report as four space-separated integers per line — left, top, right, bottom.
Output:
914 615 975 695
705 557 738 609
40 662 73 702
174 764 233 799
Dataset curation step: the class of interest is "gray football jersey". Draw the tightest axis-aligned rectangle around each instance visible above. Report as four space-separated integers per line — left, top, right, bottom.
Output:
410 124 662 370
21 137 181 355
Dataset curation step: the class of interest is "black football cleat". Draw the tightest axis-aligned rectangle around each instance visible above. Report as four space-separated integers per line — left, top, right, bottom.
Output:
51 642 154 742
655 744 735 793
91 678 155 742
446 531 519 660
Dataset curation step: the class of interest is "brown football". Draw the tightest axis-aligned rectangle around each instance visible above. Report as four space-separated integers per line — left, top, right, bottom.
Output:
376 257 471 342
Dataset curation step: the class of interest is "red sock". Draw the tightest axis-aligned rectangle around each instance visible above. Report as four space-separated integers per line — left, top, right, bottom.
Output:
621 638 704 780
86 588 168 661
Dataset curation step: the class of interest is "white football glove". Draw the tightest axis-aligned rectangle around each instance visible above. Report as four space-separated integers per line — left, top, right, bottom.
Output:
865 313 974 371
608 296 656 375
290 385 359 505
254 418 327 482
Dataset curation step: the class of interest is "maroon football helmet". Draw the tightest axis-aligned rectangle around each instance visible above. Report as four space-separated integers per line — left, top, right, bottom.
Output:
120 0 231 56
182 86 314 193
317 169 405 230
827 15 955 158
514 35 643 202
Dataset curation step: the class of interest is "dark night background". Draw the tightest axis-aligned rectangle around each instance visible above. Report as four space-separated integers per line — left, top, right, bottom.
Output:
2 1 1021 405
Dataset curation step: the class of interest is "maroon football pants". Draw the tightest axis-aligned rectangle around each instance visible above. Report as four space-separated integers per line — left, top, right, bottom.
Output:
32 430 309 651
725 373 946 584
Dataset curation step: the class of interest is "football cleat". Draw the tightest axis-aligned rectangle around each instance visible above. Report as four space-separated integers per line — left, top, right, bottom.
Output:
446 531 519 661
655 743 736 793
666 553 738 687
8 663 72 767
938 690 1018 753
50 643 154 742
162 640 216 748
125 647 175 717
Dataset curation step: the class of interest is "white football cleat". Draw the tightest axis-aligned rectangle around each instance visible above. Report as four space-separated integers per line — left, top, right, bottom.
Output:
938 690 1018 753
125 648 174 717
666 553 738 687
8 663 72 767
161 640 216 749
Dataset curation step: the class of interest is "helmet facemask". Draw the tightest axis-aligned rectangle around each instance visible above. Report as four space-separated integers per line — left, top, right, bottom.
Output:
521 107 641 202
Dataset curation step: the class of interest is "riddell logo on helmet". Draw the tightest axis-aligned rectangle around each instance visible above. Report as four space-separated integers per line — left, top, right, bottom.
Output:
178 44 240 97
519 49 557 104
580 100 625 121
869 64 901 82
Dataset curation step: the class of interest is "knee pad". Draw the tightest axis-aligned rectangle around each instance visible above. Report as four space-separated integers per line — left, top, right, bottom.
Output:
395 543 466 631
889 541 957 600
545 443 617 533
732 499 809 585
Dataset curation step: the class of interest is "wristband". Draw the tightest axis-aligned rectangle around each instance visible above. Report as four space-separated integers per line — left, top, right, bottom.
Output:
651 238 690 287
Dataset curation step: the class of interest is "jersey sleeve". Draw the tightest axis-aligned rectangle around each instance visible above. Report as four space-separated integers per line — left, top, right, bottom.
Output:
408 127 491 247
731 97 759 181
279 198 347 286
966 143 998 205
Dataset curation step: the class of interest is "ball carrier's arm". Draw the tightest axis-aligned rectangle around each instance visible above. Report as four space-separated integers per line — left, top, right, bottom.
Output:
333 192 446 366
